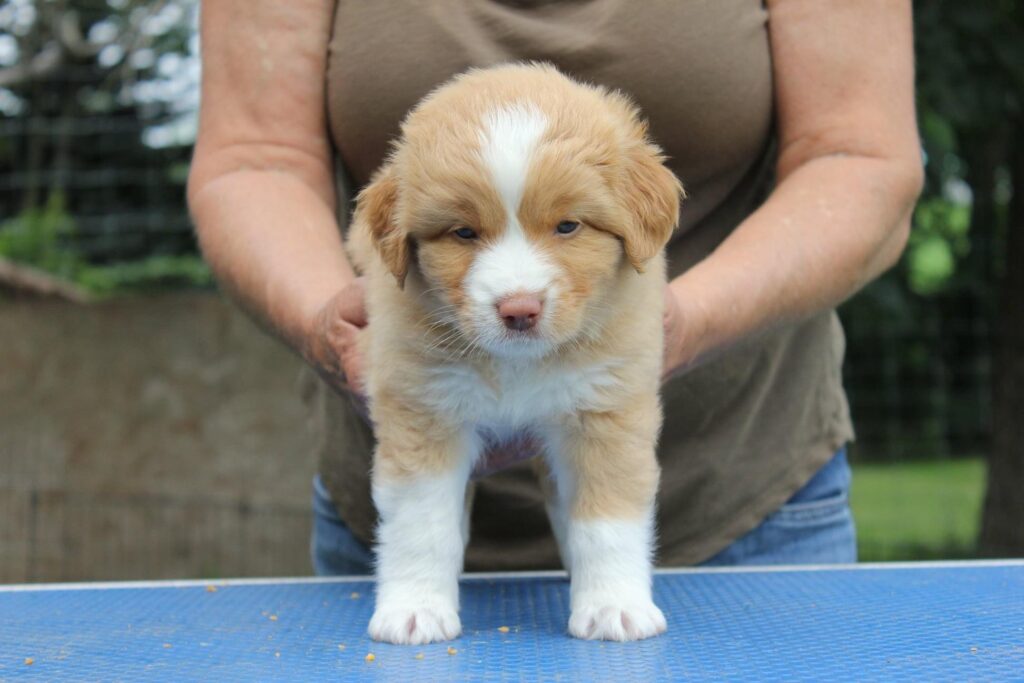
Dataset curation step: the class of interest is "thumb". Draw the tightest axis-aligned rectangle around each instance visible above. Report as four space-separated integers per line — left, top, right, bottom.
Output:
336 277 368 328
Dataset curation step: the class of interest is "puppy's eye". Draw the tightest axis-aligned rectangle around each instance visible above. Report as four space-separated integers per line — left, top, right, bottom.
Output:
556 220 580 235
452 226 478 240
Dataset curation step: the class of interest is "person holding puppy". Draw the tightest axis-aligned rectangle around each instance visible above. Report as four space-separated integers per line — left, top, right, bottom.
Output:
188 1 923 574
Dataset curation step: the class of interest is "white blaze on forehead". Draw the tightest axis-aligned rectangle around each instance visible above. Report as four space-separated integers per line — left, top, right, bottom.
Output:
479 103 547 214
469 105 556 314
468 226 557 306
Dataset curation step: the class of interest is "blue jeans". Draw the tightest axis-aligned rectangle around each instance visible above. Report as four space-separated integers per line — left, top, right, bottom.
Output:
310 449 856 575
700 448 858 566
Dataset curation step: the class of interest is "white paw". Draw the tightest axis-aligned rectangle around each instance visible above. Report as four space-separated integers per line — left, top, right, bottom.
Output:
568 600 667 641
368 603 461 645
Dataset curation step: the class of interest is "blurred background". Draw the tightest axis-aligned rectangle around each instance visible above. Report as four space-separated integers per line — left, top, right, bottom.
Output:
1 1 1022 582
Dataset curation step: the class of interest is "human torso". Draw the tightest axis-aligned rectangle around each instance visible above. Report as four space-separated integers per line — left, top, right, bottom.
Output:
319 0 855 568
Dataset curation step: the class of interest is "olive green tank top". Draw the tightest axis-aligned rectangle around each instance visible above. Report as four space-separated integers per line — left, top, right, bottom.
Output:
312 0 854 568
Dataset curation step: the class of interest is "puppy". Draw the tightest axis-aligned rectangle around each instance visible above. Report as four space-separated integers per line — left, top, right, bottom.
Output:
348 63 683 644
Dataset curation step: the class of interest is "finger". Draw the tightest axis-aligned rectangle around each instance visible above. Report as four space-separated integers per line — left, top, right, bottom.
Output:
341 343 366 397
337 277 368 328
662 286 675 329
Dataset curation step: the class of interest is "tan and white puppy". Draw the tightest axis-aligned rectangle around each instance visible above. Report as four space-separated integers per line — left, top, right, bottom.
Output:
348 63 683 644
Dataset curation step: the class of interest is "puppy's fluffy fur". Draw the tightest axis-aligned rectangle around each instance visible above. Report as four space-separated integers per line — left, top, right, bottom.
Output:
349 63 683 644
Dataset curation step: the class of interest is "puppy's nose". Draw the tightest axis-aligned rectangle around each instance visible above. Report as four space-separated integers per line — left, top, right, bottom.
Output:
497 294 543 331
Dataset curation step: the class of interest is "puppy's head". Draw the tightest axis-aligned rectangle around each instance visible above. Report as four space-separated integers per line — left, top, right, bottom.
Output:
354 64 683 359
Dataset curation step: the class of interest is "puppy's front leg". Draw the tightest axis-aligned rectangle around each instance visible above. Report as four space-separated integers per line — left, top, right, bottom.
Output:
368 425 478 645
555 404 666 641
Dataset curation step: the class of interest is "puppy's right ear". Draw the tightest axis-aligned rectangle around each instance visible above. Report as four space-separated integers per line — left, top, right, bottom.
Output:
352 163 409 288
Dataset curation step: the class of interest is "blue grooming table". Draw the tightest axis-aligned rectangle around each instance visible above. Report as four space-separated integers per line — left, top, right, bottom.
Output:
2 561 1023 681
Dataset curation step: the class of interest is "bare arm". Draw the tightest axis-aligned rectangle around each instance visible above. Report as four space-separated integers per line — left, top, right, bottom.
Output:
664 0 923 374
188 0 364 390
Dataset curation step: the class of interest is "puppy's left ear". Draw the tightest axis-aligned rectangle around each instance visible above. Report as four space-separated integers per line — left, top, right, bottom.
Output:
352 163 410 288
617 140 684 272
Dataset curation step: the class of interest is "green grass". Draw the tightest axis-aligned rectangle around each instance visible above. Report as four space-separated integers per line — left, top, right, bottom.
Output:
850 458 986 562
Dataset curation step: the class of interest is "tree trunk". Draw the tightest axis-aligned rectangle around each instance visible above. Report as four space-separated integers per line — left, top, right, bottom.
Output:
979 122 1024 556
947 131 1005 452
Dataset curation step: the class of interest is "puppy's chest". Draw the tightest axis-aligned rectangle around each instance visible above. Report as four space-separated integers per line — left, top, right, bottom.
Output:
420 359 622 428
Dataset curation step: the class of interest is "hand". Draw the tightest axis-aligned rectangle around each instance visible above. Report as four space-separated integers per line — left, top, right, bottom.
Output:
305 277 369 399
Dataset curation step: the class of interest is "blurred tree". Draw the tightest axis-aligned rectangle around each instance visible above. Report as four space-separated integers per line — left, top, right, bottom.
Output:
982 127 1024 556
0 0 203 291
908 0 1024 554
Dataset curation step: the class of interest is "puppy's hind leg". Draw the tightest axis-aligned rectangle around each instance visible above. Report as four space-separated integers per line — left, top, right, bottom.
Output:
368 425 480 645
533 456 572 572
461 481 477 552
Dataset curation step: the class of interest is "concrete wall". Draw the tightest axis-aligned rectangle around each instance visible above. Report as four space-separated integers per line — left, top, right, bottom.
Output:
0 293 319 582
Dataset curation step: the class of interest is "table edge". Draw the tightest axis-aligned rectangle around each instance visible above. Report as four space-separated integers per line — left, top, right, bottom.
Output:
2 559 1022 593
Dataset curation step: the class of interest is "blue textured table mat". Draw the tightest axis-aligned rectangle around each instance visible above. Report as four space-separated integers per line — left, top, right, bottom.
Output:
2 563 1023 682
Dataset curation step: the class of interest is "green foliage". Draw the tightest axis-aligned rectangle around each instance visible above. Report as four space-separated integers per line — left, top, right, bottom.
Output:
0 192 80 279
852 458 985 561
0 191 211 295
846 4 1024 304
77 255 213 295
915 2 1024 132
907 0 1024 289
906 197 971 295
1 1 199 278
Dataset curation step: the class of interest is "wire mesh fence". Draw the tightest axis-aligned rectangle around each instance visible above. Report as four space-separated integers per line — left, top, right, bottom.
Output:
1 0 200 293
2 0 1015 578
